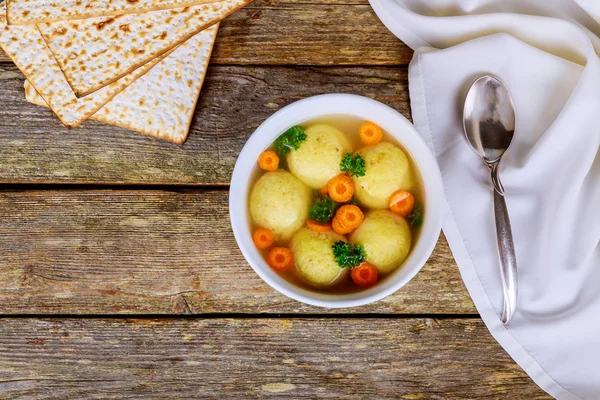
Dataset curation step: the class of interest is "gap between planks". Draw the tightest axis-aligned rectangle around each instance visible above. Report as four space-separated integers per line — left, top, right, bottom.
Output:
0 313 481 319
0 184 231 191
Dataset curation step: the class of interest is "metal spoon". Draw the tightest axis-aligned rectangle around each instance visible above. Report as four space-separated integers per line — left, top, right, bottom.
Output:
463 75 518 324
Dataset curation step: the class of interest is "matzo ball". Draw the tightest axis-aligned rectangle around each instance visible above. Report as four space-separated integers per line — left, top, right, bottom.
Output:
249 170 311 241
290 228 348 287
287 124 351 189
353 142 415 209
350 210 411 274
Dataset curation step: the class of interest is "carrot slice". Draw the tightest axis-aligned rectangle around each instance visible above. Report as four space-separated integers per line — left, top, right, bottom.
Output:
267 247 294 271
388 190 415 216
351 263 378 288
307 219 332 233
327 174 354 203
319 185 329 195
253 228 274 249
359 121 383 145
332 217 350 236
258 150 279 172
332 204 364 235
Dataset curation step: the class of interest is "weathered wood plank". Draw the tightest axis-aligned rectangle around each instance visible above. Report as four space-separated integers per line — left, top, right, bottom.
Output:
0 64 411 185
211 3 410 65
0 190 474 314
0 318 549 399
0 1 411 65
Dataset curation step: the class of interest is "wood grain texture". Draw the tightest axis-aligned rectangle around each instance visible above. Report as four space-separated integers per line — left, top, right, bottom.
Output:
0 318 549 399
0 2 545 396
0 0 412 65
0 63 411 185
0 189 474 314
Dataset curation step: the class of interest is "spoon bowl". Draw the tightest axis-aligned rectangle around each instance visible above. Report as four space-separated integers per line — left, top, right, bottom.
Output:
463 76 516 164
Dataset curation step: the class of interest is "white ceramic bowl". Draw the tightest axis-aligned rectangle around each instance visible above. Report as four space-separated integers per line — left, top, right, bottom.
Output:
230 94 443 308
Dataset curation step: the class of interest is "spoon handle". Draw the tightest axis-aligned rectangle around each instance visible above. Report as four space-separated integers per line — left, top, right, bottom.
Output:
491 167 518 324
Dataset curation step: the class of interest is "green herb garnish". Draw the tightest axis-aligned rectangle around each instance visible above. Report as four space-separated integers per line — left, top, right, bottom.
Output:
332 241 366 269
273 126 306 157
340 153 366 177
309 196 338 224
407 203 424 228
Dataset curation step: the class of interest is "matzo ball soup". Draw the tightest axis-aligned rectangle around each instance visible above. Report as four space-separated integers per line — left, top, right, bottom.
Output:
248 116 425 294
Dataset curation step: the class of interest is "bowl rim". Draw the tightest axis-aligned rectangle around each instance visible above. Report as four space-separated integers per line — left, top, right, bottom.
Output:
230 93 444 308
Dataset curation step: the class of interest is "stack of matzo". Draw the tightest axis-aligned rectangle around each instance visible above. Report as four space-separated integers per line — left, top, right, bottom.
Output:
0 0 253 144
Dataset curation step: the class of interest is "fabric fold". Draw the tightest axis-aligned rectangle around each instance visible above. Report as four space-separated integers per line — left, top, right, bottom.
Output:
370 1 600 398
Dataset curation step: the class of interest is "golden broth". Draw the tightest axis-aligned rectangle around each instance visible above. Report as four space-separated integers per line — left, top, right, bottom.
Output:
248 115 425 295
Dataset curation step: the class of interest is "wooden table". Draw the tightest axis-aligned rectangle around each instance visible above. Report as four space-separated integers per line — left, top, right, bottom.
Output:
0 1 551 398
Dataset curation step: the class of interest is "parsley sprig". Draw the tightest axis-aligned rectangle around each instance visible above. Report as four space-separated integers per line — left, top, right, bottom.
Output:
309 196 338 224
273 126 306 157
407 203 424 228
340 153 366 177
332 241 366 269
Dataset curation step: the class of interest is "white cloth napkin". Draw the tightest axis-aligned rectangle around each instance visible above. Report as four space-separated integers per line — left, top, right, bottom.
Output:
368 0 600 398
